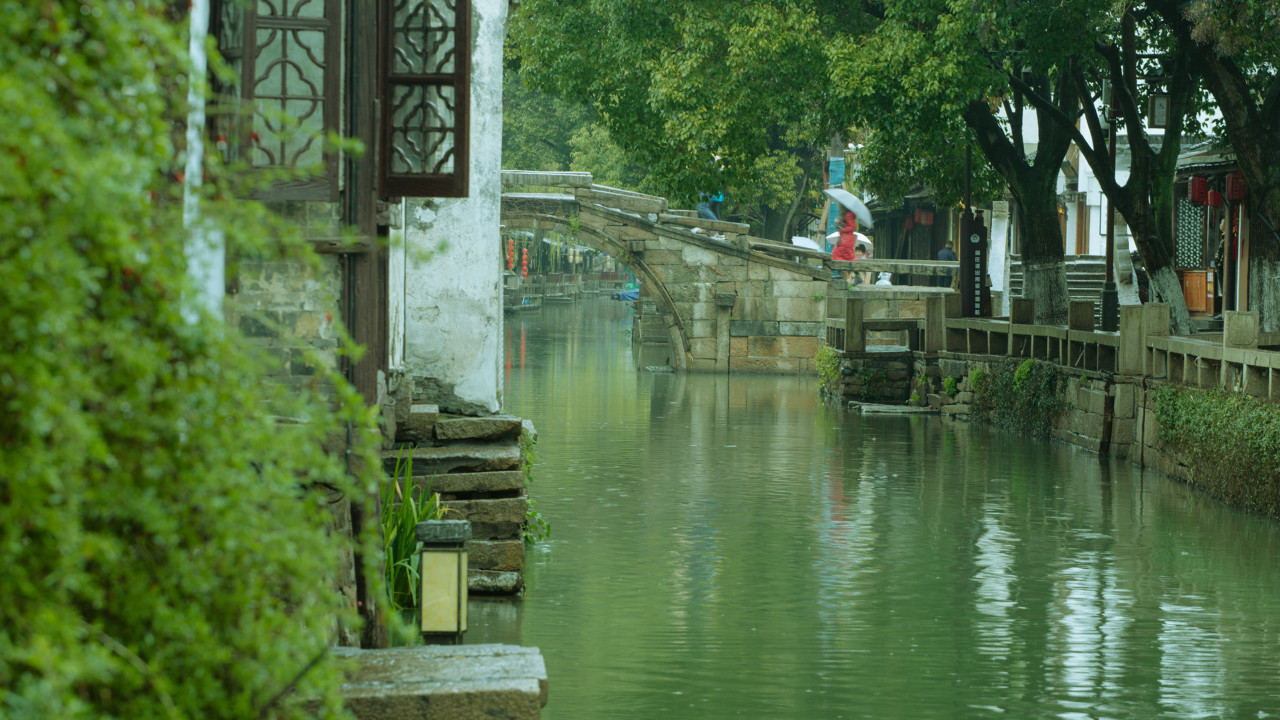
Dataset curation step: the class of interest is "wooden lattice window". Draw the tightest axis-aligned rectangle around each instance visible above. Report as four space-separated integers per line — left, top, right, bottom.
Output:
212 0 341 202
380 0 470 198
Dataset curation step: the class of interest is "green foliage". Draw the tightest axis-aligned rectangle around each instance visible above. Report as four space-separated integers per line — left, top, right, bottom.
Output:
509 0 836 237
567 122 652 192
520 429 551 544
381 456 447 612
943 376 959 398
1153 385 1280 518
968 367 985 390
971 359 1066 439
1013 359 1034 390
502 68 590 171
815 344 842 393
0 3 376 718
855 366 889 402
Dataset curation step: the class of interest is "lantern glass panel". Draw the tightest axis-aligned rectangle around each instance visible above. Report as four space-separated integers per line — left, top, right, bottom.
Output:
420 548 467 633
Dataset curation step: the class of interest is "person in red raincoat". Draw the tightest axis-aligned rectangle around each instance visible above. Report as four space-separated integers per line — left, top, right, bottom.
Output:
831 211 861 284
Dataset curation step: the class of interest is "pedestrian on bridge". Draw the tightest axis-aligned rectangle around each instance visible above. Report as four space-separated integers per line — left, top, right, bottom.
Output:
936 239 958 288
832 214 862 286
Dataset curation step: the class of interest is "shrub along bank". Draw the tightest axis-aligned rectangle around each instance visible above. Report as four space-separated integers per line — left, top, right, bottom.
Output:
970 359 1068 440
1153 385 1280 519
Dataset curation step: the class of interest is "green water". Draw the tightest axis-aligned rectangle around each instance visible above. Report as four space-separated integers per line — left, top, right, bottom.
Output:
471 298 1280 719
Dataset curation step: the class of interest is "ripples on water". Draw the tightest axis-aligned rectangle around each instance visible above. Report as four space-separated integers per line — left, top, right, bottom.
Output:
469 299 1280 720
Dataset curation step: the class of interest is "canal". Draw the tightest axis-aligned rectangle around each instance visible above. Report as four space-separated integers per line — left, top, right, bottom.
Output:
471 297 1280 719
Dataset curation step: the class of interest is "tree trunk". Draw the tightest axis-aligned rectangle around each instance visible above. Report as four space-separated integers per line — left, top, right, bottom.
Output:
761 206 790 242
1147 265 1190 334
1013 177 1070 324
963 94 1074 325
1249 217 1280 332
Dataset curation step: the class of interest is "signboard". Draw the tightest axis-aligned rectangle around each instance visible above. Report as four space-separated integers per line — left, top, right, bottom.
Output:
958 209 991 317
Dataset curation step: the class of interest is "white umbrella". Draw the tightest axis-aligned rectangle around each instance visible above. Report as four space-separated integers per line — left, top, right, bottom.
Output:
823 188 874 229
791 236 821 251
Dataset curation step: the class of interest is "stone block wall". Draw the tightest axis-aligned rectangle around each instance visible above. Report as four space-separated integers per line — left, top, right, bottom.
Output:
627 238 828 373
391 396 531 595
830 352 915 404
225 256 343 402
898 356 1145 459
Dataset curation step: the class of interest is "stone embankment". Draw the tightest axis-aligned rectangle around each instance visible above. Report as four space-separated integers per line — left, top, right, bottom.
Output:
824 296 1280 505
385 381 532 595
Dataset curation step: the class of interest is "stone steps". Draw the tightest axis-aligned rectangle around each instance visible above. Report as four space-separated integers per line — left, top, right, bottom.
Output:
386 400 533 595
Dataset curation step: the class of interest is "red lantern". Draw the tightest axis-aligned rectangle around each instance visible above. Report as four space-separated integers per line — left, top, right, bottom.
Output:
1206 189 1223 208
920 210 934 226
1226 170 1246 201
1188 176 1208 204
905 218 916 231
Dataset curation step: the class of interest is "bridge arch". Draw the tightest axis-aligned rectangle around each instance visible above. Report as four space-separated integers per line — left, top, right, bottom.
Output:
501 202 693 371
500 172 839 374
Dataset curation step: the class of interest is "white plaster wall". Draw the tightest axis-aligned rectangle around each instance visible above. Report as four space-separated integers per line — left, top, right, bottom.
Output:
388 203 407 371
402 0 507 413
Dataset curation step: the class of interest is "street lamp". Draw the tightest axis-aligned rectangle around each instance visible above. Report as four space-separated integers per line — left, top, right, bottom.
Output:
416 519 470 645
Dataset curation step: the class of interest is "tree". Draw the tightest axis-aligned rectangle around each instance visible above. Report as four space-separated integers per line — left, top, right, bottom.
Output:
508 0 851 240
834 0 1114 323
1 2 376 717
1158 0 1280 329
1002 3 1204 333
502 67 591 172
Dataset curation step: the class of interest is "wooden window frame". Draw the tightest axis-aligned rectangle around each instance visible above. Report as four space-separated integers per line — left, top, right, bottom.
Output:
379 0 470 198
210 0 342 203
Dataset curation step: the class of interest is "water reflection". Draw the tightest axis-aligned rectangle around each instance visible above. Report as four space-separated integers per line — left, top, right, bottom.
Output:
475 298 1280 720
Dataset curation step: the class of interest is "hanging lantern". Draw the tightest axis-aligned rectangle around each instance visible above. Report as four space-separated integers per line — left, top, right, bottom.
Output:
1206 189 1224 208
905 217 916 231
920 211 934 226
1226 170 1246 201
1188 176 1208 204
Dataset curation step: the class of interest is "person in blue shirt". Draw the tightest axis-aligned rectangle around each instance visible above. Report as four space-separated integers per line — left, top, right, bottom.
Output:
936 240 958 288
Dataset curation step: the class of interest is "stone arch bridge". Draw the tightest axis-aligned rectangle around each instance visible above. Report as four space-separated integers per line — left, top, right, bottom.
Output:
501 170 835 373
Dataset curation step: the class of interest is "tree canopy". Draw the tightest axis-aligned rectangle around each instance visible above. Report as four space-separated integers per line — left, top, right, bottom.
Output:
508 0 866 238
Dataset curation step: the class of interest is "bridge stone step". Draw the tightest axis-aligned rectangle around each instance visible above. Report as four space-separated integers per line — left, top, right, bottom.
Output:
575 186 667 214
500 169 592 188
659 213 751 235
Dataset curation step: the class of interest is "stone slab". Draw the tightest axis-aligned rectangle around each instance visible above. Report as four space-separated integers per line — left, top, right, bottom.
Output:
335 644 547 720
426 471 525 495
393 442 522 475
467 539 526 572
470 570 522 594
435 414 524 441
856 404 939 414
447 498 529 540
401 403 440 443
